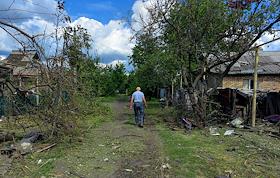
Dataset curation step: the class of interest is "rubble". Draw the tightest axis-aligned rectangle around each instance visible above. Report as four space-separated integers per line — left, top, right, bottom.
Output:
182 117 192 130
0 132 15 143
209 127 220 136
224 130 235 136
20 142 32 155
124 169 133 172
230 118 244 128
264 115 280 123
161 163 171 169
20 131 44 144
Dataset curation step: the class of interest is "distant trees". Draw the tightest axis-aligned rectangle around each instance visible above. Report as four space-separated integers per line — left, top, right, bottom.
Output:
79 60 127 97
129 30 178 97
131 0 280 127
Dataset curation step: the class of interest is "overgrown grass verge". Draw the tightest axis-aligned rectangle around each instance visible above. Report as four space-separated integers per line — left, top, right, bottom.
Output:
157 126 280 177
5 98 113 177
145 100 280 178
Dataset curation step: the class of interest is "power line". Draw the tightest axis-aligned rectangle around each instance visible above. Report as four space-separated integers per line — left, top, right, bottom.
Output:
0 8 55 16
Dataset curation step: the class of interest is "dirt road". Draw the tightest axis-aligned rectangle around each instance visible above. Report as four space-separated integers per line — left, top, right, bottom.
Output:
53 97 167 178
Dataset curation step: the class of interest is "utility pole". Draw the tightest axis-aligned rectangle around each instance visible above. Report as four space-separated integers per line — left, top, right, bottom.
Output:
251 47 259 127
180 71 183 89
171 79 174 100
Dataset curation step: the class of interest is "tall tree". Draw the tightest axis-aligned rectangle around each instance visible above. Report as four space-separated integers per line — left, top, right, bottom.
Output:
131 0 280 127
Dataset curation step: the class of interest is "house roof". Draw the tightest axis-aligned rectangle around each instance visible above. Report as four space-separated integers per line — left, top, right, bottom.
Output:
212 51 280 75
3 50 39 67
1 50 40 76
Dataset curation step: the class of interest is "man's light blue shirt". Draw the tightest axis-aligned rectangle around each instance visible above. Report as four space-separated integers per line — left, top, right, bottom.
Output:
132 91 144 103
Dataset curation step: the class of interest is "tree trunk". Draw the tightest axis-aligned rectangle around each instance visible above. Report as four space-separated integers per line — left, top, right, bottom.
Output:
187 88 207 128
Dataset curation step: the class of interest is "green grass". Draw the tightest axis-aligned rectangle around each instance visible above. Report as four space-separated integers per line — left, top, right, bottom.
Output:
5 97 280 177
157 125 280 178
143 100 280 178
5 95 147 177
5 99 114 177
155 124 279 177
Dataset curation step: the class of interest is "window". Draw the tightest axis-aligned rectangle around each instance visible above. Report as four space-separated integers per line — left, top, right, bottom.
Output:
243 79 258 90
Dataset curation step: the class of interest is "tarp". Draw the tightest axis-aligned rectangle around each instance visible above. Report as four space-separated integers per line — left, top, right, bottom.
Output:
266 92 280 116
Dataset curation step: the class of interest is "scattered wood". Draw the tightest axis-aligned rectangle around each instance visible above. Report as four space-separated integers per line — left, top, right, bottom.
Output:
242 125 280 139
39 159 52 168
69 170 86 178
117 134 143 138
36 143 56 153
268 133 280 139
255 162 280 171
112 145 121 150
24 165 32 172
124 169 133 172
0 132 15 143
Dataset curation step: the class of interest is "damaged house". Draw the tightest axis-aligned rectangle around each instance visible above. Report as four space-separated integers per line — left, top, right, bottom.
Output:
212 51 280 122
1 50 40 88
222 51 280 91
0 50 41 116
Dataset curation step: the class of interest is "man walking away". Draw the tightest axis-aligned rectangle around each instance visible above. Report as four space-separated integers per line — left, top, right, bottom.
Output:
130 87 147 127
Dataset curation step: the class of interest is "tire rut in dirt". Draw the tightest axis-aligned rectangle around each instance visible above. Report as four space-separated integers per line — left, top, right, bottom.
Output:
111 99 166 178
112 126 164 178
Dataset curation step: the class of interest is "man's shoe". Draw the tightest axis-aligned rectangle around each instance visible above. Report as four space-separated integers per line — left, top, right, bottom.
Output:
139 125 143 128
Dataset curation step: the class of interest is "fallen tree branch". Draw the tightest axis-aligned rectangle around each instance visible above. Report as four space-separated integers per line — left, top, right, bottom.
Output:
36 143 57 153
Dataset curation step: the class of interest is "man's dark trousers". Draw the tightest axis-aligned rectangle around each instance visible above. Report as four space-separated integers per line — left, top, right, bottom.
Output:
133 102 144 126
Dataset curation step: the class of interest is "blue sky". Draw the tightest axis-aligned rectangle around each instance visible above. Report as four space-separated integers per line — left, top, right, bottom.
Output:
0 0 141 67
1 0 280 66
65 0 135 24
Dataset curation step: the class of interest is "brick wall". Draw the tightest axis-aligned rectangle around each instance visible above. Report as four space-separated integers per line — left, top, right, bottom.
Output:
259 76 280 91
222 75 280 91
222 76 244 89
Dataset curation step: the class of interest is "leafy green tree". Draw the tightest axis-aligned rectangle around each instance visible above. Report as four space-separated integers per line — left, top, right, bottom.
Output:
130 32 178 98
131 0 280 127
79 60 128 97
112 63 127 94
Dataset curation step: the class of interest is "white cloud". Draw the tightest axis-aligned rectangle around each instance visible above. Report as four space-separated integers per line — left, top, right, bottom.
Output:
0 16 57 55
131 0 151 31
2 0 280 68
131 0 169 32
72 17 134 63
0 55 7 60
0 0 57 23
99 59 132 72
0 0 58 54
109 59 126 67
0 0 170 67
258 32 280 51
0 15 135 65
0 28 16 52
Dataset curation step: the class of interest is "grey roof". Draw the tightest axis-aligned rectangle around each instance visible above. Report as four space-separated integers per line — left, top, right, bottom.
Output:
3 50 39 67
1 50 40 76
212 51 280 75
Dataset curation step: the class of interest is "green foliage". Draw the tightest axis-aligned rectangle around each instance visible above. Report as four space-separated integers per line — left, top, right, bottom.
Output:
63 26 91 70
78 59 127 97
130 0 280 125
5 97 114 178
129 32 178 96
63 23 128 97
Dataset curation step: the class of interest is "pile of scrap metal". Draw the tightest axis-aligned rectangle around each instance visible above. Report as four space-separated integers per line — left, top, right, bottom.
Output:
215 88 280 124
